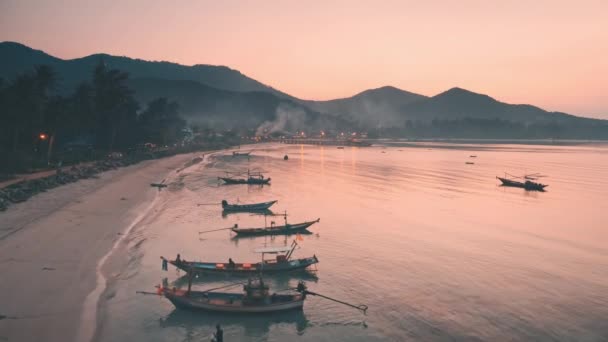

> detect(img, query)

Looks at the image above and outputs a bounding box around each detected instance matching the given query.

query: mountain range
[1,41,606,138]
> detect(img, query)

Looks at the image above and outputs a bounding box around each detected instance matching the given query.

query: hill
[0,41,294,99]
[304,86,428,128]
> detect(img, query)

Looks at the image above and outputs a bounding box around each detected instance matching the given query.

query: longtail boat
[161,240,318,274]
[150,279,367,314]
[219,170,270,185]
[221,199,277,212]
[497,173,548,191]
[161,278,305,313]
[232,218,320,237]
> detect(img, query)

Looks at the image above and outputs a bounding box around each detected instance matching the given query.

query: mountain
[1,41,606,138]
[304,86,428,127]
[0,41,294,99]
[127,77,350,131]
[401,87,580,123]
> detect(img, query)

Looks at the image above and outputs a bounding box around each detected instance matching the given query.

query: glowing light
[39,133,48,140]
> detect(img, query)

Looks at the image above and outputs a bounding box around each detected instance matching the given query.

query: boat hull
[232,219,320,237]
[220,177,271,185]
[222,200,277,212]
[167,256,318,274]
[497,177,547,191]
[163,290,305,313]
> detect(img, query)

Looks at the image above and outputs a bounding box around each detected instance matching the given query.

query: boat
[220,176,270,185]
[219,170,271,185]
[161,278,306,313]
[161,240,318,274]
[233,151,251,157]
[221,200,277,212]
[497,173,548,191]
[232,217,320,237]
[152,279,367,314]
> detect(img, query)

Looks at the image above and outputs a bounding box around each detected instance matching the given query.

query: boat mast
[285,240,298,260]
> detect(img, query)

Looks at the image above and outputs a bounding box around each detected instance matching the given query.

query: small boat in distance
[232,215,320,237]
[221,199,277,212]
[161,240,318,274]
[233,151,251,157]
[497,173,548,191]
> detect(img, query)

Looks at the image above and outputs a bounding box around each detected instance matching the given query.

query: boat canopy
[254,246,292,254]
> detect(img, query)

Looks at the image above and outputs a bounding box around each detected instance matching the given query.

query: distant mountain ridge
[1,41,606,138]
[0,41,294,99]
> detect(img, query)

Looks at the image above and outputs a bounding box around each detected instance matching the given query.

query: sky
[1,0,607,119]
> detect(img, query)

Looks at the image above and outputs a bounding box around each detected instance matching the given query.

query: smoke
[255,103,308,136]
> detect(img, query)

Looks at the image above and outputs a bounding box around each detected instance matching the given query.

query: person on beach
[213,324,223,342]
[228,258,235,269]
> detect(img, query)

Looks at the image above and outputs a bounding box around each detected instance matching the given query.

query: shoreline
[0,150,213,342]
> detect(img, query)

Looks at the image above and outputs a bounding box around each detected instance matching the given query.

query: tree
[138,97,185,146]
[92,60,138,150]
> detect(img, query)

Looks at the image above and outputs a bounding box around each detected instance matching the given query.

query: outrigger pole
[304,289,368,314]
[296,282,368,314]
[198,227,234,234]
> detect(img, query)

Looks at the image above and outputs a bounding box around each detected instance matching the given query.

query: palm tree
[92,60,138,150]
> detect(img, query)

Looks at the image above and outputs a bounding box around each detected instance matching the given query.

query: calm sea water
[97,142,608,342]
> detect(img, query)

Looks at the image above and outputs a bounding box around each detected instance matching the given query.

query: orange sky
[1,0,607,118]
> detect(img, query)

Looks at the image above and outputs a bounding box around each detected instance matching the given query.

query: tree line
[0,61,187,173]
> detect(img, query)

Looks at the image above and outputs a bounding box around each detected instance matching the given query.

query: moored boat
[233,151,251,157]
[162,278,305,313]
[219,172,271,185]
[162,241,318,274]
[232,218,320,237]
[497,173,548,191]
[221,199,277,212]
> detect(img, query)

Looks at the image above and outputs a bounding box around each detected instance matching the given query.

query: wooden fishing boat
[161,241,318,274]
[151,279,368,314]
[219,171,271,185]
[161,278,306,313]
[221,199,277,212]
[497,173,548,191]
[232,218,320,237]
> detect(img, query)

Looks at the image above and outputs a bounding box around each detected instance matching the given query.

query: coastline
[0,151,210,342]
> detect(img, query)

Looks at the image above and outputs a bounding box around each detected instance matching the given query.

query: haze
[1,0,606,118]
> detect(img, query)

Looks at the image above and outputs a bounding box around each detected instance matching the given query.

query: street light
[39,133,48,140]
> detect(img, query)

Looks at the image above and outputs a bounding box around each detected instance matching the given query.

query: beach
[0,152,205,342]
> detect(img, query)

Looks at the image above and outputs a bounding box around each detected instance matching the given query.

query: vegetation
[0,62,189,174]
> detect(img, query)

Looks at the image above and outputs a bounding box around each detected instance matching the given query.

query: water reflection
[159,308,310,336]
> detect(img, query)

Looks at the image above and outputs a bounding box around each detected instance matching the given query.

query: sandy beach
[0,152,205,342]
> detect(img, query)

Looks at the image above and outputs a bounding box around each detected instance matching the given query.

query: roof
[254,246,292,254]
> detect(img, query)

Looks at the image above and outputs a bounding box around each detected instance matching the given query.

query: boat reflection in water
[159,307,310,336]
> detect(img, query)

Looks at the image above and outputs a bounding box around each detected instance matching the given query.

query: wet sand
[0,152,205,342]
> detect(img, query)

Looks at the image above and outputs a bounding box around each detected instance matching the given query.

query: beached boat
[233,151,251,157]
[232,218,320,237]
[161,241,318,274]
[221,199,277,212]
[497,173,548,191]
[161,278,306,313]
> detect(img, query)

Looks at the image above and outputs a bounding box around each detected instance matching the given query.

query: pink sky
[1,0,607,118]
